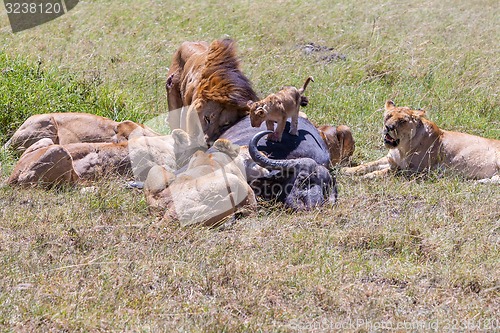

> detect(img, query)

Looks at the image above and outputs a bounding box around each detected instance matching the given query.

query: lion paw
[340,167,359,175]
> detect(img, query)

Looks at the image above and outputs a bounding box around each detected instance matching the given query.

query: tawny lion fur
[317,124,356,166]
[144,138,257,227]
[7,129,202,187]
[3,112,158,152]
[342,100,500,183]
[166,39,258,145]
[247,76,314,142]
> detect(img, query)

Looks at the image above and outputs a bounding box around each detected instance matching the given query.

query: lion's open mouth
[384,132,400,147]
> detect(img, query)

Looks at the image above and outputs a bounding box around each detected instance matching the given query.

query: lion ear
[213,139,240,158]
[255,108,265,117]
[412,109,426,119]
[172,129,191,146]
[385,100,396,110]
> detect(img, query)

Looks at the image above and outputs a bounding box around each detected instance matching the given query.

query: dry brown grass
[1,0,499,331]
[0,174,498,331]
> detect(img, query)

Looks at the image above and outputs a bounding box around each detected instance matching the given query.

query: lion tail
[298,76,314,94]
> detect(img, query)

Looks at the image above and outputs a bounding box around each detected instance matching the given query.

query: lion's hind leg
[476,175,500,184]
[289,112,299,136]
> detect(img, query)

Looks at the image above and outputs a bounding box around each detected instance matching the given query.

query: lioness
[144,138,256,227]
[247,76,314,142]
[7,139,131,187]
[4,113,158,152]
[7,138,79,187]
[8,129,202,186]
[342,100,500,182]
[128,129,207,180]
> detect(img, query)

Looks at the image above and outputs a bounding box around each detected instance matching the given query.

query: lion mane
[167,39,258,144]
[195,39,257,108]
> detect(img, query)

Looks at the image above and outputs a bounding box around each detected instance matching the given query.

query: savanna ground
[0,0,499,331]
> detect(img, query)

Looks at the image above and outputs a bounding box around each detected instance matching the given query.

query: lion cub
[247,76,314,142]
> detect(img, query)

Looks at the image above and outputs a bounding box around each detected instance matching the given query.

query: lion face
[383,100,426,149]
[198,100,248,145]
[247,101,267,128]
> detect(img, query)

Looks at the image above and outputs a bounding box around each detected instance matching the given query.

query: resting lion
[166,39,258,145]
[128,129,207,180]
[7,129,203,187]
[3,112,158,152]
[7,138,79,186]
[342,100,500,182]
[144,138,256,227]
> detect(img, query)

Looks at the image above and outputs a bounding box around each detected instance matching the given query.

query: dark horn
[249,131,297,171]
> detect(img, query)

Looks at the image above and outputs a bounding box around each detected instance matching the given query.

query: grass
[0,53,130,143]
[0,0,499,331]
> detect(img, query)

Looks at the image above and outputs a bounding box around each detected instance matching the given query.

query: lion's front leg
[362,168,392,179]
[265,120,275,132]
[266,120,278,141]
[269,117,287,142]
[341,156,391,176]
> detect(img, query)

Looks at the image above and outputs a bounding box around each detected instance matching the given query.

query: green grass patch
[0,53,136,145]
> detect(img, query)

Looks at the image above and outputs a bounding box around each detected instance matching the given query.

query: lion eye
[204,115,211,124]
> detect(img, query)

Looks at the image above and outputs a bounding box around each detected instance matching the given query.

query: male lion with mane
[343,100,500,183]
[166,39,258,145]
